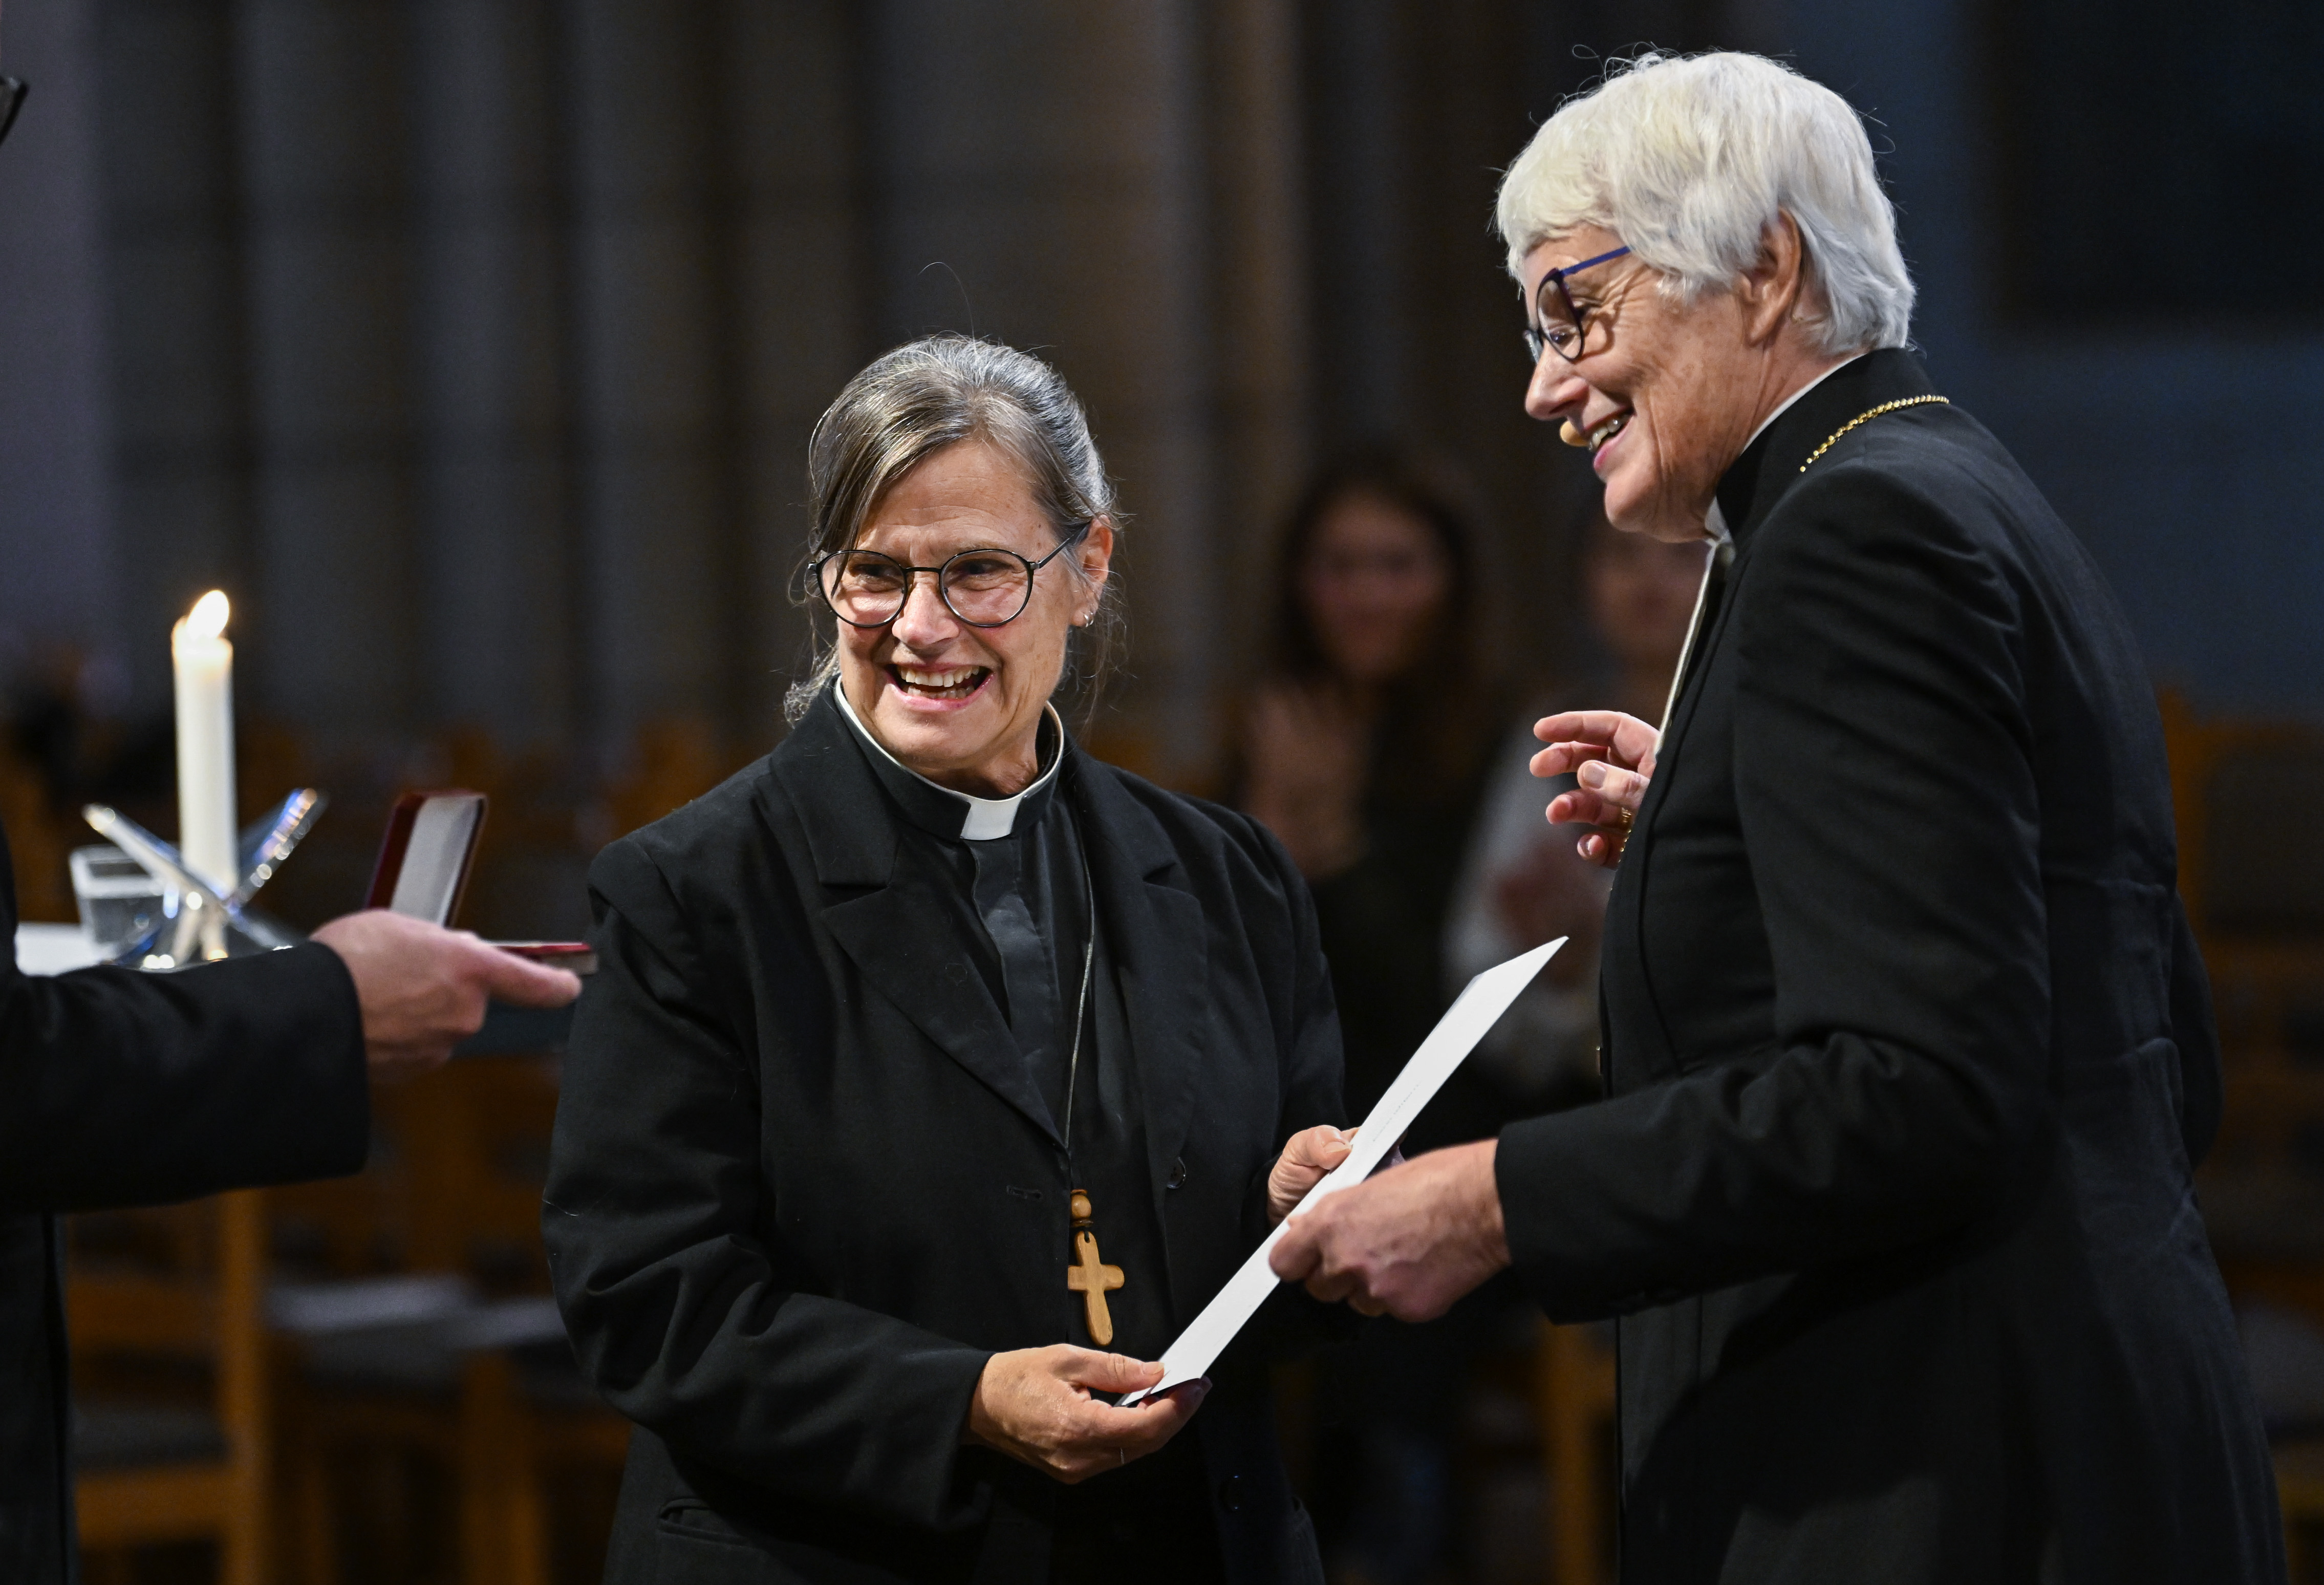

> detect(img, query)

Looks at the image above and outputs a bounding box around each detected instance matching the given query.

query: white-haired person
[1272,50,2280,1582]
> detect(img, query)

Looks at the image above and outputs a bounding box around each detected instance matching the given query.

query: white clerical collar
[832,678,1065,840]
[1704,352,1866,546]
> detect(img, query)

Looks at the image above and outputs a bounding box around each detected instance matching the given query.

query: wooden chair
[1536,1318,1617,1585]
[2159,694,2324,1290]
[404,1053,630,1585]
[2160,694,2324,1571]
[285,1056,627,1585]
[2278,1440,2324,1582]
[70,1191,273,1585]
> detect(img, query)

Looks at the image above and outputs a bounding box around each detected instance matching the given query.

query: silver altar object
[79,788,326,967]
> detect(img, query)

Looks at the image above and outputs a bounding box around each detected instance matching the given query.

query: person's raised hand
[1267,1124,1355,1225]
[1532,708,1661,867]
[964,1345,1208,1484]
[310,909,581,1080]
[1267,1139,1509,1322]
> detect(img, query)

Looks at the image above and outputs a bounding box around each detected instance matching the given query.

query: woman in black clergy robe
[1273,50,2282,1585]
[544,335,1353,1585]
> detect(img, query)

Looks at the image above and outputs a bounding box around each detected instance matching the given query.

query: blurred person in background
[1232,447,1501,1127]
[545,335,1353,1585]
[0,40,582,1582]
[1229,448,1503,1585]
[1444,513,1706,1117]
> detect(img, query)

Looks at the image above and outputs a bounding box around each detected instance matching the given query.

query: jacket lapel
[766,700,1216,1278]
[1654,350,1939,772]
[1714,348,1936,544]
[1658,544,1731,745]
[769,698,1062,1146]
[1615,350,1943,1083]
[1073,764,1208,1254]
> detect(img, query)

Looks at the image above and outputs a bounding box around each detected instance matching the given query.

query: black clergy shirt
[831,685,1173,1363]
[833,686,1219,1581]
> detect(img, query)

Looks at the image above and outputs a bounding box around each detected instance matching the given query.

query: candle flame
[185,590,230,639]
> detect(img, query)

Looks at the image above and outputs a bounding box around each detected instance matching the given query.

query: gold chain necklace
[1798,394,1949,473]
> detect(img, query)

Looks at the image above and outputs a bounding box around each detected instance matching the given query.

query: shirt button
[1166,1158,1188,1190]
[1216,1474,1242,1512]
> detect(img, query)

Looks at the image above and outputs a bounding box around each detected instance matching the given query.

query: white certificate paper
[1120,936,1565,1404]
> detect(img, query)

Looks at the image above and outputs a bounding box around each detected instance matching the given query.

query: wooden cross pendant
[1065,1189,1125,1345]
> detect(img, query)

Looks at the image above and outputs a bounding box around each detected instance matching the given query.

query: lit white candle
[171,590,239,905]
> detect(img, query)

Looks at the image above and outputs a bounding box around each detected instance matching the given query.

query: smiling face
[1522,223,1812,543]
[836,439,1111,797]
[1298,491,1452,686]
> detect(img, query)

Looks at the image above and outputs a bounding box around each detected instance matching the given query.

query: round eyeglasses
[1522,244,1631,366]
[809,520,1093,630]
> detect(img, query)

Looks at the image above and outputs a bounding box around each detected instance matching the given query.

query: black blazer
[544,694,1343,1585]
[0,822,368,1585]
[1495,350,2281,1582]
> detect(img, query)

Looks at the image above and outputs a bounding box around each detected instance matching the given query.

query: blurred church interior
[2,0,2320,1580]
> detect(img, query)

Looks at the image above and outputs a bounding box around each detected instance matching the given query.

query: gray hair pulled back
[787,334,1123,724]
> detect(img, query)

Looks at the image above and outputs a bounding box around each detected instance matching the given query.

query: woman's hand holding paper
[963,1346,1207,1484]
[1268,1138,1509,1321]
[1266,1124,1357,1225]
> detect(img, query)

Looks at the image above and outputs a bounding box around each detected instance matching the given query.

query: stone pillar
[0,0,120,675]
[1204,0,1315,698]
[859,0,1222,773]
[712,0,871,743]
[231,0,418,737]
[91,0,258,710]
[406,0,579,742]
[1301,0,1409,447]
[557,0,736,756]
[1304,0,1606,685]
[1400,0,1582,676]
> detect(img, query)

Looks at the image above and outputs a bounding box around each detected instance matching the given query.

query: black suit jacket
[0,821,368,1585]
[1495,350,2281,1583]
[543,693,1343,1585]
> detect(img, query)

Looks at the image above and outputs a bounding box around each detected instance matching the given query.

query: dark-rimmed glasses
[1523,244,1631,365]
[810,520,1093,630]
[0,80,28,150]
